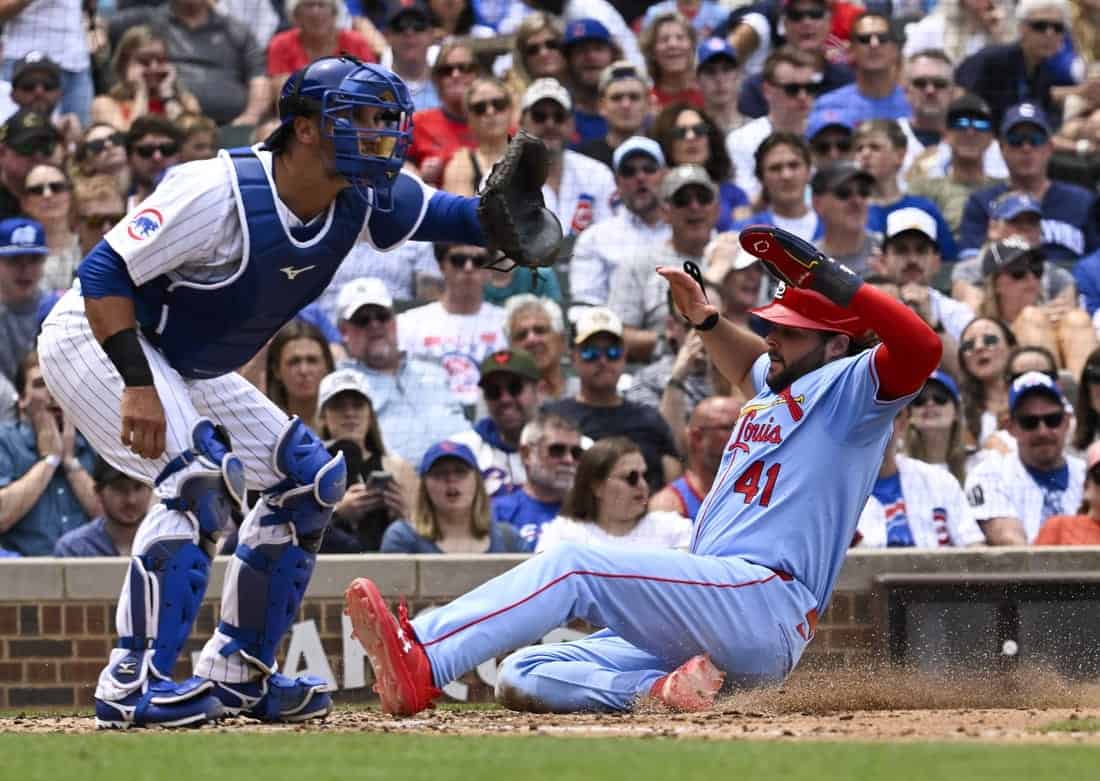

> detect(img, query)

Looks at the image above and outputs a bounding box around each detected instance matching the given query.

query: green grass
[3,734,1100,781]
[1042,717,1100,734]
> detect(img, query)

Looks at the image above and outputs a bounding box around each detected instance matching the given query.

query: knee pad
[157,419,245,541]
[217,540,316,672]
[261,417,346,551]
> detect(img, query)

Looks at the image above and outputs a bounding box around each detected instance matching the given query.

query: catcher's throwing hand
[738,224,862,307]
[477,130,563,269]
[658,265,719,327]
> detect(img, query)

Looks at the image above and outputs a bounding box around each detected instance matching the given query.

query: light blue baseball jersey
[692,348,914,611]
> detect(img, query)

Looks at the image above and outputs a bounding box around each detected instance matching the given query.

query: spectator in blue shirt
[0,350,99,556]
[54,458,151,557]
[491,412,584,551]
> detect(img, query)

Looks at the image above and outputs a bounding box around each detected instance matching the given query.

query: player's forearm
[847,285,942,399]
[85,295,139,345]
[699,318,768,390]
[0,461,57,532]
[238,77,271,123]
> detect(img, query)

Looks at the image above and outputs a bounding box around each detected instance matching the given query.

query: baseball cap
[563,18,611,48]
[805,108,856,141]
[810,160,874,194]
[317,368,373,412]
[924,369,960,404]
[386,0,431,26]
[697,38,737,69]
[521,77,572,113]
[573,306,623,345]
[1001,102,1051,137]
[752,282,866,337]
[611,136,665,172]
[478,348,540,385]
[419,440,479,476]
[1008,370,1066,414]
[658,164,717,201]
[980,236,1042,277]
[991,192,1042,221]
[946,93,992,126]
[337,277,392,321]
[884,207,937,246]
[11,52,61,88]
[597,61,649,95]
[0,217,47,256]
[0,109,61,149]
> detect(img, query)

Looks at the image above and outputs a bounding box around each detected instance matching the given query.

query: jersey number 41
[733,460,781,507]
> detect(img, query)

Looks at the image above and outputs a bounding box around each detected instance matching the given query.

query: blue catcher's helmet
[264,56,415,211]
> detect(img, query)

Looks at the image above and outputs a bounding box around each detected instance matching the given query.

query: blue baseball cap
[1001,102,1051,137]
[419,440,479,476]
[924,369,960,404]
[697,38,737,69]
[1008,370,1066,414]
[0,217,47,256]
[563,18,611,48]
[612,136,665,172]
[806,108,856,141]
[991,192,1041,221]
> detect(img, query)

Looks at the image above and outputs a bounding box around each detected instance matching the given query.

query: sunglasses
[1027,19,1065,34]
[446,251,488,268]
[1015,411,1065,431]
[960,332,1001,353]
[672,122,709,140]
[133,142,179,158]
[775,81,818,97]
[134,53,167,67]
[15,78,59,92]
[619,160,659,178]
[513,324,551,341]
[831,181,872,200]
[949,116,991,132]
[1004,257,1044,280]
[25,180,70,196]
[10,138,57,157]
[911,76,950,91]
[84,131,127,155]
[813,137,852,155]
[349,309,393,327]
[669,188,715,208]
[546,442,583,460]
[483,378,526,401]
[912,389,951,407]
[470,96,510,116]
[434,62,478,78]
[607,90,645,103]
[1005,131,1048,148]
[785,7,826,20]
[612,470,645,487]
[524,39,561,57]
[392,17,429,33]
[529,106,567,124]
[854,31,896,45]
[80,213,125,231]
[579,344,624,362]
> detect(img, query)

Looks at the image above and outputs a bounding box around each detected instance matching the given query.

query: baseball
[1002,639,1019,657]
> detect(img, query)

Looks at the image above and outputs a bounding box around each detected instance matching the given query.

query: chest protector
[136,148,367,379]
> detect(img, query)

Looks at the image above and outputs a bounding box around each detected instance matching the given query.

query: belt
[769,567,818,641]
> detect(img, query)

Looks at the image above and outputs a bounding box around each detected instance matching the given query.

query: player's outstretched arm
[657,265,768,389]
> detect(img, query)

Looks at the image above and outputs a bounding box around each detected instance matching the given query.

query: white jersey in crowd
[609,241,709,335]
[570,211,671,306]
[542,150,617,238]
[534,511,693,553]
[447,428,525,496]
[855,455,985,548]
[1,0,87,72]
[396,300,507,406]
[964,451,1086,542]
[726,116,774,203]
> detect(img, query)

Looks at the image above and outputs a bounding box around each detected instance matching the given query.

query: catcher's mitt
[477,130,563,270]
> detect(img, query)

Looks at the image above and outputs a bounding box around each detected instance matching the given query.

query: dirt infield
[4,669,1100,742]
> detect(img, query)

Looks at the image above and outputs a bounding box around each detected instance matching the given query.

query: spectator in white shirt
[535,436,692,552]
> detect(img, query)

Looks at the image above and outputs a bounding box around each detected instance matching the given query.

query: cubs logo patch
[127,208,164,241]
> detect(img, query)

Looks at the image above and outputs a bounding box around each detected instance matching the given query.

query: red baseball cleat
[344,578,441,716]
[649,654,725,712]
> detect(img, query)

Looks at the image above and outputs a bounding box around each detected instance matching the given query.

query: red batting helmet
[751,282,867,337]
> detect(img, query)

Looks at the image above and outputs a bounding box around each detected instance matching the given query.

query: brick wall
[2,549,1098,708]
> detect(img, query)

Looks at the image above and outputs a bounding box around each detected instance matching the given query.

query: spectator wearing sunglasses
[443,77,512,196]
[561,19,622,143]
[544,307,682,493]
[809,13,912,128]
[267,0,378,99]
[336,278,471,466]
[956,0,1076,131]
[905,369,969,483]
[502,13,567,102]
[575,61,652,169]
[535,436,691,552]
[448,349,541,496]
[899,50,958,161]
[957,103,1100,263]
[124,115,183,209]
[5,53,80,148]
[407,39,480,185]
[957,316,1016,451]
[609,165,719,362]
[1034,440,1100,544]
[1071,348,1100,454]
[908,94,1007,234]
[965,371,1084,543]
[72,176,126,263]
[854,403,984,548]
[727,48,817,202]
[491,412,586,550]
[19,163,79,292]
[810,161,880,276]
[382,0,439,111]
[805,109,857,169]
[0,109,63,220]
[73,124,130,195]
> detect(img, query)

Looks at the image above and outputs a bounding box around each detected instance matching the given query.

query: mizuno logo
[117,661,137,675]
[281,265,316,280]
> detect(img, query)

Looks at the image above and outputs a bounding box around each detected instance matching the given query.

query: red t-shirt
[651,85,705,110]
[267,29,377,76]
[407,108,476,185]
[1035,514,1100,545]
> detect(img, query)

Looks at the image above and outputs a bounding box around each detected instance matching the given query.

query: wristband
[102,328,155,387]
[681,260,720,331]
[44,454,61,468]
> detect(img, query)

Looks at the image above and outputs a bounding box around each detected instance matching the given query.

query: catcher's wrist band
[102,328,155,387]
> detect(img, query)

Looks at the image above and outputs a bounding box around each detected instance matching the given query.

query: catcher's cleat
[94,678,224,729]
[345,578,441,716]
[648,654,725,712]
[739,224,862,307]
[207,673,333,723]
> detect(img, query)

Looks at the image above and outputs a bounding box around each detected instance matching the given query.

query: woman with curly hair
[641,12,703,109]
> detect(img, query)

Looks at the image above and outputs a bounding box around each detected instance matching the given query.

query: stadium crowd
[1,0,1100,560]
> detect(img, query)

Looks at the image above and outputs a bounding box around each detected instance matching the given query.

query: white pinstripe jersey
[542,151,616,237]
[855,455,985,548]
[2,0,87,71]
[964,451,1086,542]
